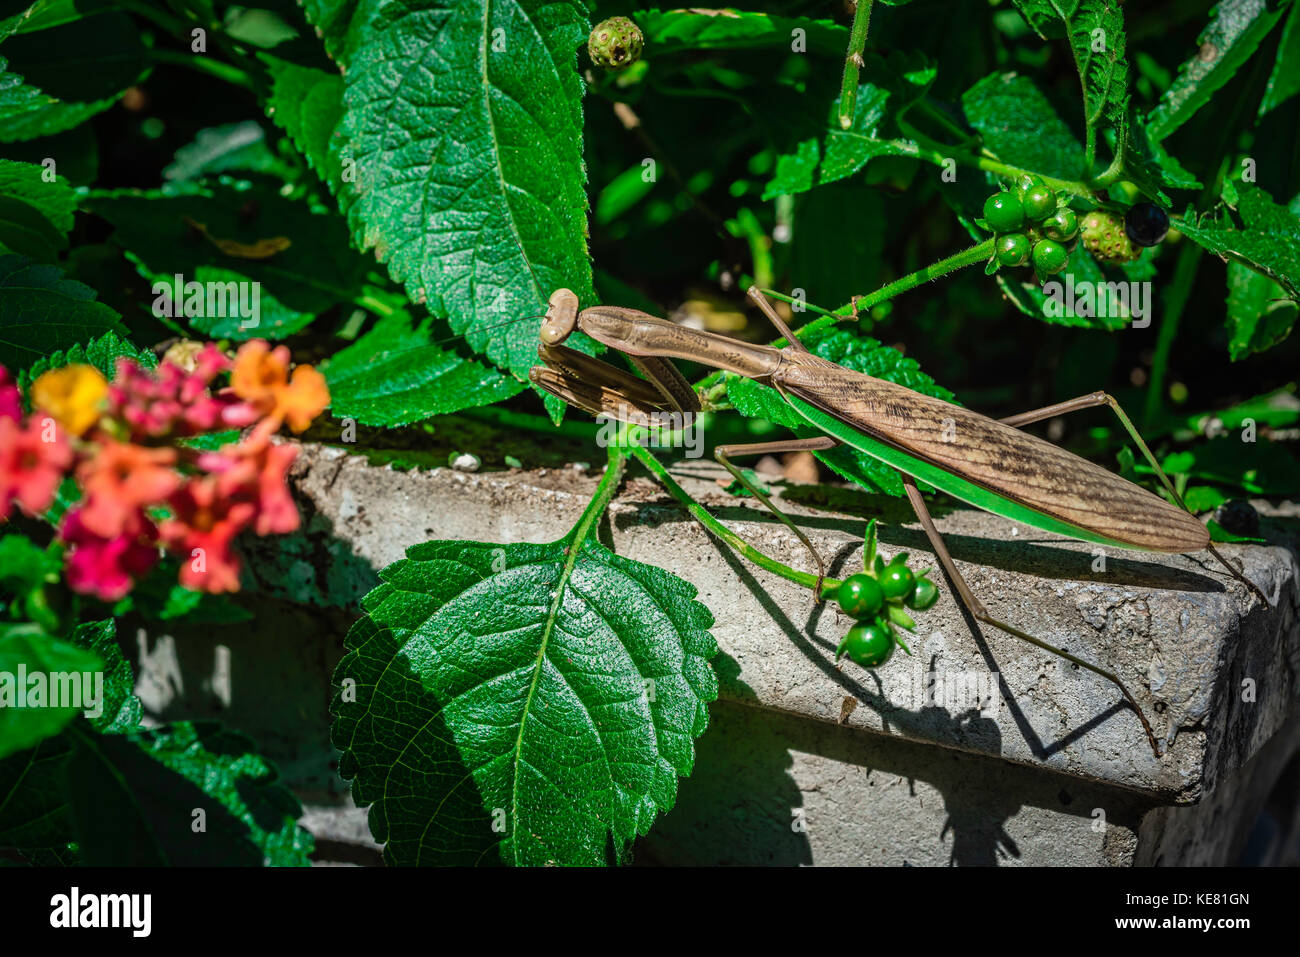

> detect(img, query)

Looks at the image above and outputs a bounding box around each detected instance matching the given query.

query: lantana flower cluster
[0,341,329,600]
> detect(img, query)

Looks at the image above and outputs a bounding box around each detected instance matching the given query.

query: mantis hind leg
[714,437,839,599]
[999,391,1270,608]
[897,472,1163,759]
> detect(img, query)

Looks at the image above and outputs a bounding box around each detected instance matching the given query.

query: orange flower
[76,440,180,538]
[158,478,256,593]
[229,340,329,433]
[29,364,108,436]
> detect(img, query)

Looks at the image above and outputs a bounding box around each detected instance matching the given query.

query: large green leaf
[1011,0,1129,137]
[961,72,1086,180]
[66,721,314,866]
[323,307,523,425]
[333,536,718,865]
[727,328,955,496]
[88,183,367,340]
[0,623,103,760]
[636,8,847,56]
[1178,182,1300,300]
[0,157,74,261]
[311,0,596,382]
[0,253,125,371]
[1147,0,1290,140]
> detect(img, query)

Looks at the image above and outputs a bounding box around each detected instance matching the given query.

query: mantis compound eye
[540,288,580,344]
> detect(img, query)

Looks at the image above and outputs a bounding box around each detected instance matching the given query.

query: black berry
[1124,203,1170,247]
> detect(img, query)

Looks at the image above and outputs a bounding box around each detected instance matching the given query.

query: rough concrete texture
[127,443,1300,864]
[265,445,1298,795]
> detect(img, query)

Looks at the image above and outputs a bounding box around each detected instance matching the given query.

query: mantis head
[540,288,580,345]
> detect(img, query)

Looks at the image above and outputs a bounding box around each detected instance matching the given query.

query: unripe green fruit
[1080,210,1140,264]
[837,573,885,620]
[1032,239,1069,274]
[842,620,894,667]
[905,576,939,611]
[996,233,1031,267]
[1041,207,1079,242]
[880,562,916,601]
[983,192,1025,232]
[1022,185,1056,221]
[588,17,644,70]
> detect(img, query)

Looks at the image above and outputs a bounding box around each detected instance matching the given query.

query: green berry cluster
[981,175,1079,282]
[824,520,938,669]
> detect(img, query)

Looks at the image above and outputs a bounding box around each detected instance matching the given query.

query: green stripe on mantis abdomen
[786,394,1146,551]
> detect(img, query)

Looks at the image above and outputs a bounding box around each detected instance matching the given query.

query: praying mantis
[528,286,1272,759]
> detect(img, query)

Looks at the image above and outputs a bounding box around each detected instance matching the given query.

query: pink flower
[61,507,159,601]
[108,348,258,440]
[158,478,256,593]
[197,421,300,535]
[0,415,73,519]
[0,366,21,421]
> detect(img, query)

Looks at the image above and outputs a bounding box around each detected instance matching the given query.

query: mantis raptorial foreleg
[714,437,839,598]
[896,472,1163,758]
[998,391,1269,607]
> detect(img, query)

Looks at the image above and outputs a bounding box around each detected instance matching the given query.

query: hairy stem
[838,0,874,130]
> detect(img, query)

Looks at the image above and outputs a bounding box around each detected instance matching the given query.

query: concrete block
[128,442,1300,864]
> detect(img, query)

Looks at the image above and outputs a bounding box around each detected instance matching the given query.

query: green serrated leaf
[1012,0,1130,135]
[67,720,314,865]
[0,11,147,142]
[962,72,1086,180]
[164,121,287,183]
[1226,260,1297,358]
[323,308,523,425]
[0,623,103,759]
[322,0,596,382]
[764,54,933,199]
[636,8,847,56]
[0,157,74,261]
[17,329,154,389]
[0,253,125,371]
[727,328,954,495]
[67,619,141,735]
[1147,0,1290,141]
[1178,182,1300,299]
[262,56,346,195]
[333,535,719,865]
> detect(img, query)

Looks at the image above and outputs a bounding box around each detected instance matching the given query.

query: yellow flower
[29,364,108,436]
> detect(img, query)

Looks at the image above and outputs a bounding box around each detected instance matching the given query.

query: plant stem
[691,239,994,391]
[838,0,874,130]
[146,48,255,91]
[1142,232,1202,428]
[569,441,628,545]
[626,443,835,593]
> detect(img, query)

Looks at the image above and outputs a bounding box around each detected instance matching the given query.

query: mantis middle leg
[897,471,1163,758]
